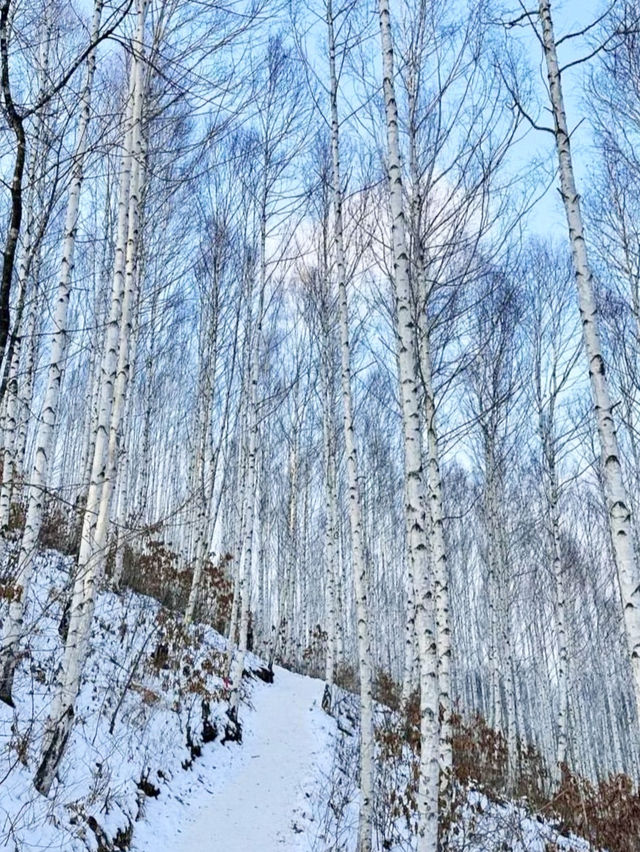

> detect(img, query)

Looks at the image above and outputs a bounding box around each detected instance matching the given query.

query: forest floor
[0,547,594,852]
[132,665,334,852]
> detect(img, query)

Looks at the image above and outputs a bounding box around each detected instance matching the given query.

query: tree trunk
[227,315,261,727]
[34,0,146,794]
[539,0,640,722]
[327,3,374,847]
[92,68,146,580]
[0,0,103,707]
[378,1,439,846]
[416,311,452,793]
[406,56,453,791]
[0,0,26,376]
[320,345,339,706]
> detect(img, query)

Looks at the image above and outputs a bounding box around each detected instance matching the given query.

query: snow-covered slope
[133,666,333,852]
[448,790,592,851]
[0,548,273,851]
[0,549,595,852]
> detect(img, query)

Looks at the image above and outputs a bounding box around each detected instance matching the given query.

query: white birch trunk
[321,349,339,704]
[539,411,569,781]
[226,426,247,667]
[406,66,453,787]
[0,339,20,530]
[326,4,374,847]
[282,436,299,663]
[0,0,104,706]
[13,280,39,494]
[499,571,517,792]
[401,589,419,707]
[227,332,260,726]
[539,0,640,722]
[0,178,39,531]
[417,315,453,792]
[227,192,266,724]
[34,1,146,794]
[0,9,53,529]
[111,303,141,588]
[92,94,146,578]
[184,310,222,622]
[485,438,502,736]
[378,1,439,846]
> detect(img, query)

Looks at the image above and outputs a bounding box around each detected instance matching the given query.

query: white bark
[538,402,569,780]
[13,280,39,493]
[93,89,146,578]
[321,345,339,699]
[327,4,374,847]
[34,0,146,794]
[498,559,517,792]
[184,373,214,620]
[111,302,141,588]
[539,0,640,722]
[416,302,452,791]
[378,2,439,847]
[0,150,43,530]
[282,430,299,663]
[0,338,20,530]
[401,587,418,707]
[184,283,230,622]
[227,304,261,724]
[406,61,453,787]
[227,166,268,721]
[484,437,502,736]
[0,0,103,706]
[226,425,247,667]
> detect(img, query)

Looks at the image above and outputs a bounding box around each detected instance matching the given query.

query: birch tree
[536,0,640,723]
[378,1,439,846]
[0,0,104,706]
[34,0,148,793]
[0,0,131,375]
[299,150,341,704]
[326,4,375,847]
[466,271,524,791]
[226,34,308,731]
[525,240,581,782]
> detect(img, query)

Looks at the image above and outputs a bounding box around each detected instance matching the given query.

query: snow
[133,666,333,852]
[448,789,592,852]
[0,548,258,851]
[0,547,596,852]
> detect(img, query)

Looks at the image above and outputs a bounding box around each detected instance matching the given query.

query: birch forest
[1,0,640,850]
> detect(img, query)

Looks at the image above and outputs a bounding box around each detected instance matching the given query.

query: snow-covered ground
[0,548,270,851]
[0,548,339,852]
[448,790,592,851]
[133,666,333,852]
[0,548,595,851]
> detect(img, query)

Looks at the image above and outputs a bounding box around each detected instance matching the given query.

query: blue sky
[514,0,608,235]
[70,0,608,240]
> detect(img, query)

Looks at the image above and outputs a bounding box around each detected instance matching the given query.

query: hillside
[3,0,640,850]
[0,549,596,852]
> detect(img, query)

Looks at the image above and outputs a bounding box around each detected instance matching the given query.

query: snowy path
[132,666,333,852]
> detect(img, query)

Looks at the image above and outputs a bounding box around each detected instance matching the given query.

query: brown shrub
[121,543,233,634]
[371,673,638,852]
[452,710,509,793]
[198,554,234,633]
[373,669,401,712]
[450,711,640,852]
[39,498,82,556]
[334,663,358,693]
[121,542,187,610]
[553,767,640,852]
